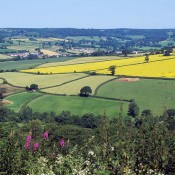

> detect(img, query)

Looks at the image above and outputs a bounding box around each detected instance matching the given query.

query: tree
[30,84,38,90]
[79,86,92,97]
[145,54,149,63]
[108,65,116,75]
[127,100,139,117]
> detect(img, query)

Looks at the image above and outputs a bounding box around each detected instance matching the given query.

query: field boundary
[94,77,118,95]
[19,93,44,113]
[36,90,130,103]
[40,75,90,90]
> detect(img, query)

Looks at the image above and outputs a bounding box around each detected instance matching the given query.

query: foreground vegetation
[1,104,175,174]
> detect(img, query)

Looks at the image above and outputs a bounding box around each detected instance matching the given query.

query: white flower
[88,150,94,156]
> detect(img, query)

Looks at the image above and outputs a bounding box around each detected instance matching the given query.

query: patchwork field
[27,95,127,118]
[37,56,124,68]
[5,92,41,112]
[0,72,87,88]
[22,55,175,78]
[0,54,12,60]
[42,75,116,95]
[0,57,77,71]
[96,78,175,115]
[41,49,58,56]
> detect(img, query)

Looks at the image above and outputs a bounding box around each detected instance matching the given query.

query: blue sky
[0,0,175,29]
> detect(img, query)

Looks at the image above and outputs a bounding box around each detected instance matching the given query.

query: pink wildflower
[60,138,65,148]
[26,135,32,142]
[33,142,39,151]
[25,141,30,150]
[43,131,49,139]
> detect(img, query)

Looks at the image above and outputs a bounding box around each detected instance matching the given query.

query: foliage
[127,100,139,117]
[79,86,92,97]
[108,65,116,75]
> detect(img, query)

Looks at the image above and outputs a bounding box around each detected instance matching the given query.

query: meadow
[0,54,12,60]
[5,91,41,112]
[97,78,175,115]
[42,75,116,95]
[0,72,86,88]
[0,57,77,70]
[27,94,127,118]
[37,56,124,68]
[22,55,175,78]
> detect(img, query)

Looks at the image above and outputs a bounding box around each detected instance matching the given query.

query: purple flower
[43,131,49,139]
[25,141,30,150]
[26,135,32,142]
[60,138,65,148]
[33,142,39,151]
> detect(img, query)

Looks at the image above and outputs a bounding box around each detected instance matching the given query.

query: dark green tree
[127,100,139,117]
[79,86,92,97]
[145,54,149,62]
[30,84,38,90]
[108,65,116,75]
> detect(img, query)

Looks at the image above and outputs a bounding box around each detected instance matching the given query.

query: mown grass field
[22,54,175,78]
[5,92,41,112]
[8,45,40,52]
[42,75,116,95]
[37,56,124,68]
[0,72,86,88]
[97,79,175,115]
[0,57,77,71]
[40,49,58,56]
[27,95,127,118]
[0,54,12,60]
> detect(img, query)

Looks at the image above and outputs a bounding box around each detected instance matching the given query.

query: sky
[0,0,175,29]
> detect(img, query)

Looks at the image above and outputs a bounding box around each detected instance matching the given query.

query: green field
[97,79,175,115]
[0,54,12,60]
[27,95,127,118]
[66,36,106,42]
[0,72,86,88]
[42,75,116,95]
[37,56,124,68]
[0,57,77,70]
[5,92,41,112]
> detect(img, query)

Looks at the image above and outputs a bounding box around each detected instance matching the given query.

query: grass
[28,95,127,118]
[5,92,41,112]
[66,36,106,42]
[96,79,175,115]
[0,57,77,71]
[42,75,116,95]
[37,56,124,68]
[41,49,58,56]
[0,72,86,88]
[0,54,12,60]
[8,45,39,52]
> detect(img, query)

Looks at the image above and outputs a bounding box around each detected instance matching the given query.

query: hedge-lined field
[37,56,124,68]
[0,72,86,88]
[42,75,116,95]
[0,57,77,71]
[97,78,175,115]
[27,95,127,118]
[5,92,41,112]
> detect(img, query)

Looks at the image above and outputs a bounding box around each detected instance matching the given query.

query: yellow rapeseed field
[21,55,175,78]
